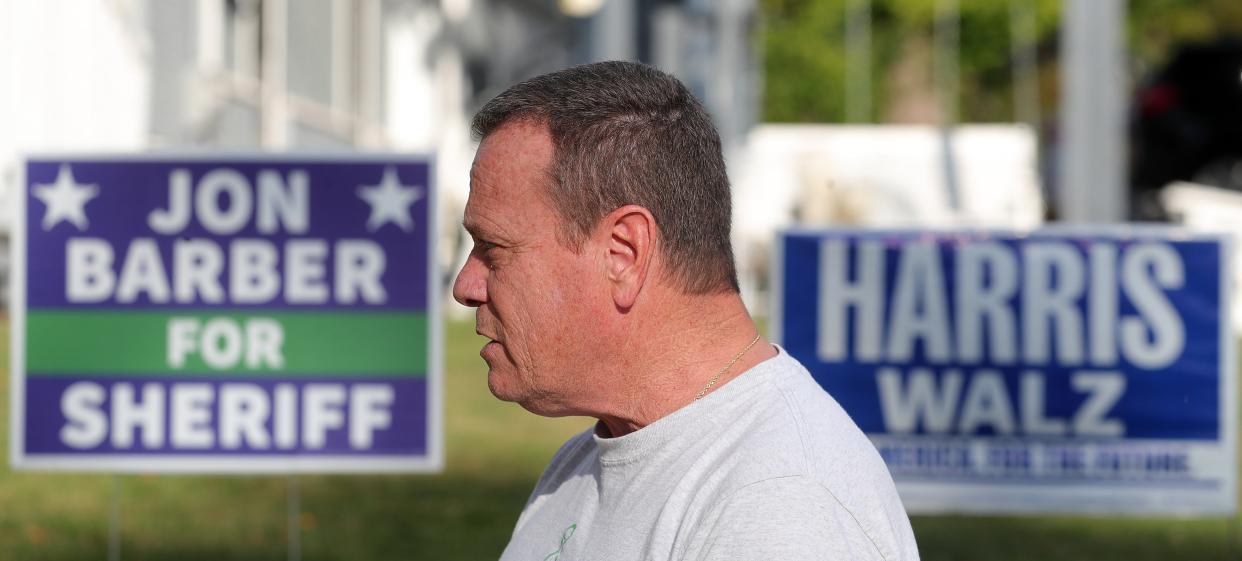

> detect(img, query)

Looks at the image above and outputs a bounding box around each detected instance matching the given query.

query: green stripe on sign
[26,310,427,377]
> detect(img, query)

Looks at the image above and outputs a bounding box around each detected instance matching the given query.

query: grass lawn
[0,316,1237,560]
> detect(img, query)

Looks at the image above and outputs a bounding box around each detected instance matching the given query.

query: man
[454,61,919,561]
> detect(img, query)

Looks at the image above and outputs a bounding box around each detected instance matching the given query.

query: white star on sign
[357,166,423,232]
[32,164,99,231]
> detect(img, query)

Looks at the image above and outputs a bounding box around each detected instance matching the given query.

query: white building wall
[0,0,151,233]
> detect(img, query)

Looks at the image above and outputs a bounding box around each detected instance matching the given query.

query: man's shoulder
[695,471,918,561]
[695,475,888,561]
[725,351,883,472]
[743,352,904,497]
[699,352,919,560]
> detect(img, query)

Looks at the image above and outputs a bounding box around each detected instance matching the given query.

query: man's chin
[486,374,570,417]
[485,370,526,403]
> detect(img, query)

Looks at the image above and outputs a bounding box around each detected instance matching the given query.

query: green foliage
[1129,0,1242,70]
[761,0,850,122]
[761,0,1061,123]
[760,0,1242,123]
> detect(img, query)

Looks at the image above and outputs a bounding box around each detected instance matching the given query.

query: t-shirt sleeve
[693,476,889,561]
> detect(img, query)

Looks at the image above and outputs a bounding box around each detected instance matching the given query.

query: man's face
[453,120,607,415]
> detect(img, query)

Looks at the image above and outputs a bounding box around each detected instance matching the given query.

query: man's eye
[473,241,501,270]
[474,241,502,261]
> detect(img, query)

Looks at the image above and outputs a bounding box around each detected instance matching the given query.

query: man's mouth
[480,339,507,363]
[476,325,505,357]
[477,330,502,351]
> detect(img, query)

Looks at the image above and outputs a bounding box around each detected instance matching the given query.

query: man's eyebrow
[467,166,489,191]
[462,220,499,241]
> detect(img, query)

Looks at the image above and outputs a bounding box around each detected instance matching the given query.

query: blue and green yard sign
[11,155,442,473]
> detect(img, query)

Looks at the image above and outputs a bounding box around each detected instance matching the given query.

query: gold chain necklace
[695,332,762,401]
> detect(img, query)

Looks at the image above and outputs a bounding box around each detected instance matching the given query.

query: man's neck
[593,290,777,438]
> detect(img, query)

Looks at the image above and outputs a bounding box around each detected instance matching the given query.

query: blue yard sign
[11,155,442,473]
[773,228,1236,514]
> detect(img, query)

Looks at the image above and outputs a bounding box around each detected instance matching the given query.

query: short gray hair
[471,61,739,294]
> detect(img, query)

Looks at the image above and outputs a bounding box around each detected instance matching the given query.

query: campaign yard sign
[11,156,441,473]
[773,228,1236,515]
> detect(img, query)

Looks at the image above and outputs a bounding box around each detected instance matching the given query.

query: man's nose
[453,253,487,307]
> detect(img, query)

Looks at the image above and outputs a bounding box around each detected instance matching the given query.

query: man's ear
[601,205,656,310]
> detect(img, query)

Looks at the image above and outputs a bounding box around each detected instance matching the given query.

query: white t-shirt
[499,348,920,561]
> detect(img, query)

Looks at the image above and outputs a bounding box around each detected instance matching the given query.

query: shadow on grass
[913,514,1233,561]
[1,473,538,561]
[11,499,1235,561]
[299,473,536,560]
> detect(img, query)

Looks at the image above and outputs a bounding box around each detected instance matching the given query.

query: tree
[760,0,1241,124]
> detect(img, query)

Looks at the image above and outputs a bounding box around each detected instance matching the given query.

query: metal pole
[108,475,121,561]
[331,0,354,114]
[1009,0,1041,127]
[935,0,962,212]
[1228,517,1235,560]
[712,0,746,151]
[934,0,960,125]
[1057,0,1127,222]
[652,5,684,78]
[356,0,382,147]
[592,0,636,62]
[233,0,261,80]
[261,0,289,148]
[844,0,872,123]
[287,475,302,561]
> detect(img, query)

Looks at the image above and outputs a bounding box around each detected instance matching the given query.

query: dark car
[1131,38,1242,219]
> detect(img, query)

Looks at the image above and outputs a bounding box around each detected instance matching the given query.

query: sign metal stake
[288,475,301,561]
[107,475,121,561]
[1229,515,1239,560]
